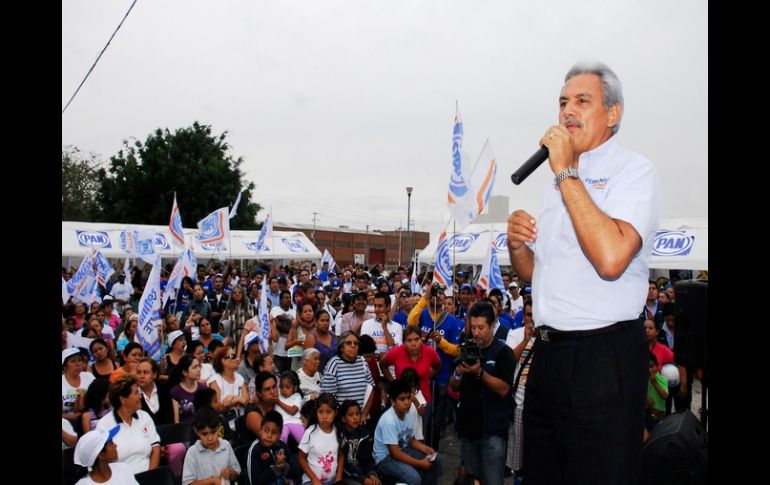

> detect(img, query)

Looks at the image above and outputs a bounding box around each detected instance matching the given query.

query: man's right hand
[507,210,538,250]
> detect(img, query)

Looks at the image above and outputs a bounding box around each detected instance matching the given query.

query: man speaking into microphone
[507,61,662,484]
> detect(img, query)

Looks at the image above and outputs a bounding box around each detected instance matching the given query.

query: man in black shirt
[449,301,515,485]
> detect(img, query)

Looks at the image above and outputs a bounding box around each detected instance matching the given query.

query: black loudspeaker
[641,410,708,484]
[674,280,708,369]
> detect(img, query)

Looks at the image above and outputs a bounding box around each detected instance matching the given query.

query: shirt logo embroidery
[584,177,609,189]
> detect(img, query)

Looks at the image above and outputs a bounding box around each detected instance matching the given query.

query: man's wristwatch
[554,166,579,186]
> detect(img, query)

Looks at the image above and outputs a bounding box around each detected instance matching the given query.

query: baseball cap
[509,282,519,289]
[62,348,81,365]
[244,331,260,350]
[167,330,185,347]
[74,425,120,467]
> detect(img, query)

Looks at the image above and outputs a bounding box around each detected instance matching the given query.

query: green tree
[96,122,260,228]
[62,145,102,221]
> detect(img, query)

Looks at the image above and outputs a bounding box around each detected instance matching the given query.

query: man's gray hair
[565,61,623,135]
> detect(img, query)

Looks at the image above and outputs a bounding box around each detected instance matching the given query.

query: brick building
[274,222,429,269]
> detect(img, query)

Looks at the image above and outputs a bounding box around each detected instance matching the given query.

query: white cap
[244,331,260,350]
[167,329,185,348]
[74,425,120,467]
[62,348,81,365]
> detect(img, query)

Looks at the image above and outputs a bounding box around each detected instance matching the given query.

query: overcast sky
[62,0,707,237]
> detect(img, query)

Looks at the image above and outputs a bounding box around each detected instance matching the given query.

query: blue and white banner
[254,207,273,252]
[135,228,158,264]
[62,276,70,305]
[168,192,185,249]
[479,239,504,292]
[446,104,497,230]
[447,105,475,230]
[321,249,337,271]
[197,207,230,247]
[259,275,270,353]
[136,255,163,361]
[162,254,185,310]
[411,261,421,295]
[433,231,453,288]
[66,253,94,296]
[120,227,138,255]
[93,250,115,286]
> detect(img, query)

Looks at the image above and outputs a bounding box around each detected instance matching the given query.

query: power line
[62,0,139,115]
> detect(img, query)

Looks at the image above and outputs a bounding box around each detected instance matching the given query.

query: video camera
[430,283,445,297]
[454,335,481,366]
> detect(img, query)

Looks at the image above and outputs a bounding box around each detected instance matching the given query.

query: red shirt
[382,344,441,402]
[650,341,674,368]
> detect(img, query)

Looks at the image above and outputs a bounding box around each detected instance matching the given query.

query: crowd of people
[63,258,698,485]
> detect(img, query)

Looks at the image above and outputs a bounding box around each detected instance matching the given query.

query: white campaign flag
[62,276,70,305]
[136,255,163,361]
[123,256,131,278]
[259,275,270,353]
[66,253,94,297]
[93,250,115,287]
[135,228,158,264]
[411,261,421,295]
[446,104,498,230]
[162,254,185,310]
[197,207,230,248]
[478,239,504,292]
[169,192,185,249]
[254,207,273,252]
[229,190,243,219]
[120,226,138,256]
[321,249,337,272]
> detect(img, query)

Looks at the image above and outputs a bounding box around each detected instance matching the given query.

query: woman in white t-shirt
[62,348,96,422]
[208,346,248,431]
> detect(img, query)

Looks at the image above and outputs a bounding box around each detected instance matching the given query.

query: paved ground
[435,378,706,485]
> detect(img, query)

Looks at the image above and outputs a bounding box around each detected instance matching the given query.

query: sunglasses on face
[343,341,359,347]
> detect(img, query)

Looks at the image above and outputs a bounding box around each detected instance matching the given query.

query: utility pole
[365,224,369,268]
[312,212,319,242]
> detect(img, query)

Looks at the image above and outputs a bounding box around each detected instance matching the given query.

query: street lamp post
[406,187,413,267]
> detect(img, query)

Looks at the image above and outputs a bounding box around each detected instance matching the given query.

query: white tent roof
[62,221,322,261]
[417,217,707,271]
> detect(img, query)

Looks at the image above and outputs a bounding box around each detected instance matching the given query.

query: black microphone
[511,146,549,185]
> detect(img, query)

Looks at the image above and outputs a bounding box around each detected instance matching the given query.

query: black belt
[536,318,641,343]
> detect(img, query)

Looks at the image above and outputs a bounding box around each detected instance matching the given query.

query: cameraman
[450,301,515,485]
[407,280,465,450]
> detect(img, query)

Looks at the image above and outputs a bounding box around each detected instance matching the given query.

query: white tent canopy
[417,217,707,271]
[62,221,322,262]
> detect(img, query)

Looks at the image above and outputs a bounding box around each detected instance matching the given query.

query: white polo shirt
[532,137,662,330]
[96,409,160,474]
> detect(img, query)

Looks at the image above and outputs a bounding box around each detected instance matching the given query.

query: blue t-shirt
[393,310,408,328]
[373,406,414,464]
[417,310,464,384]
